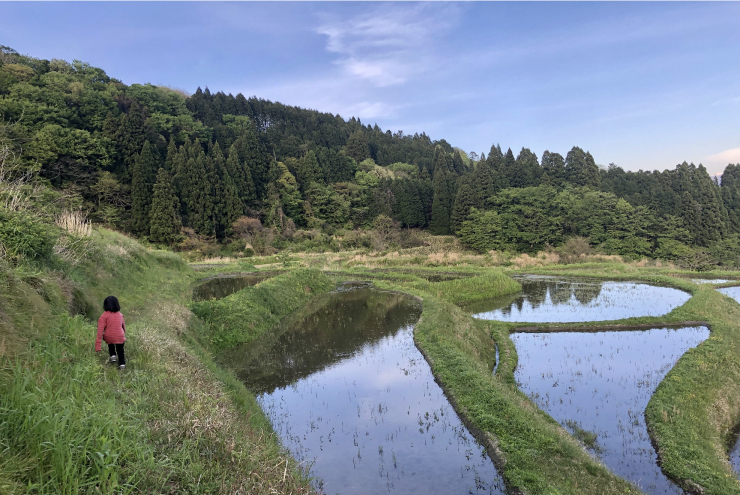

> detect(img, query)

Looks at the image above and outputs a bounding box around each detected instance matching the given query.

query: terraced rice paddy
[231,286,504,494]
[512,327,708,493]
[469,275,691,323]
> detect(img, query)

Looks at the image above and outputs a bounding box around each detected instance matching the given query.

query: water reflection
[692,278,730,284]
[192,273,274,301]
[235,287,504,494]
[470,276,691,323]
[513,327,708,494]
[718,286,740,304]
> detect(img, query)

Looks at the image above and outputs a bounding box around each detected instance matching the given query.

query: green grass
[502,264,740,494]
[0,229,314,494]
[190,269,336,352]
[409,295,641,495]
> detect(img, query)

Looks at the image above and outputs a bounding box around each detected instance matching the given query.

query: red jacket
[95,311,126,351]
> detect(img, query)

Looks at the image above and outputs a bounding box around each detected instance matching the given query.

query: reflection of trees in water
[507,279,603,314]
[230,289,421,394]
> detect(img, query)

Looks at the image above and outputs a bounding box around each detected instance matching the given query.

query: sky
[2,2,739,175]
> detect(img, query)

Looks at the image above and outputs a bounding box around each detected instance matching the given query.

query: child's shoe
[109,356,117,363]
[119,364,126,370]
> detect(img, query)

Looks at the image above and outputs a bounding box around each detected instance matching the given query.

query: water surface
[470,275,690,322]
[233,287,504,494]
[692,278,730,284]
[192,273,274,301]
[718,286,740,304]
[512,327,708,494]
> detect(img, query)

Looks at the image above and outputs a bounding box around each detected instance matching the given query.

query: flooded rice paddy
[233,286,504,494]
[469,275,691,323]
[512,327,708,494]
[192,272,275,301]
[691,278,730,284]
[718,286,740,305]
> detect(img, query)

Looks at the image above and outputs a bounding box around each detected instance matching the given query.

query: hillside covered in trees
[2,45,739,265]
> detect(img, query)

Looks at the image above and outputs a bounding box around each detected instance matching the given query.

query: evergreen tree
[472,159,494,209]
[346,130,370,162]
[178,139,215,235]
[721,164,740,233]
[541,151,566,188]
[514,148,542,188]
[226,143,256,209]
[210,143,243,239]
[232,125,270,199]
[297,150,324,191]
[452,150,465,175]
[130,141,157,235]
[114,101,148,179]
[430,154,452,234]
[163,137,178,171]
[149,168,181,244]
[451,181,476,233]
[565,147,601,187]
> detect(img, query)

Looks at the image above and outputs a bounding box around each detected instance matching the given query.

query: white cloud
[316,4,460,87]
[707,148,740,167]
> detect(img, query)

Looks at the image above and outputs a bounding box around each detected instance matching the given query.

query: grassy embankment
[355,270,643,495]
[500,263,740,495]
[0,229,319,494]
[131,252,740,494]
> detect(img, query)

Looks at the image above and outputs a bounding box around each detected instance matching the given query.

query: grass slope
[0,229,314,494]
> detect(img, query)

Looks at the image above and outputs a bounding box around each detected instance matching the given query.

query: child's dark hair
[103,296,121,312]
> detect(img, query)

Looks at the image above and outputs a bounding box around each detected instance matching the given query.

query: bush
[556,237,592,264]
[0,208,57,261]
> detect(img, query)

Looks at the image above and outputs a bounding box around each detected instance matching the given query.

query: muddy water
[513,327,708,494]
[469,275,691,322]
[232,287,504,494]
[192,273,275,301]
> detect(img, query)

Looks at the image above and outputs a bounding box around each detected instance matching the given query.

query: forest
[2,44,739,266]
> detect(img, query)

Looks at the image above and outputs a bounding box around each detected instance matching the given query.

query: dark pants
[108,343,125,365]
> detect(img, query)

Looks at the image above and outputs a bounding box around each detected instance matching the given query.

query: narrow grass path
[0,230,316,494]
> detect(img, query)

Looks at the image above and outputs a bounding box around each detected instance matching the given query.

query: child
[95,295,126,369]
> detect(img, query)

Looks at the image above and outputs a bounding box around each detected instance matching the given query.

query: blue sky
[3,2,739,175]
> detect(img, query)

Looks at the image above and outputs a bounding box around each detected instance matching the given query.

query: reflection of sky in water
[692,279,730,284]
[254,292,504,495]
[474,277,691,323]
[192,274,271,301]
[513,327,708,494]
[719,286,740,305]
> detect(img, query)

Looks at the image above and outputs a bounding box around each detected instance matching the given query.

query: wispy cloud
[707,148,740,167]
[316,3,460,87]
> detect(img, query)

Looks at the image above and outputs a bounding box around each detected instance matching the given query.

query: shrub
[0,207,57,261]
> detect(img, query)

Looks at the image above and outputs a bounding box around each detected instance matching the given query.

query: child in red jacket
[95,296,126,369]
